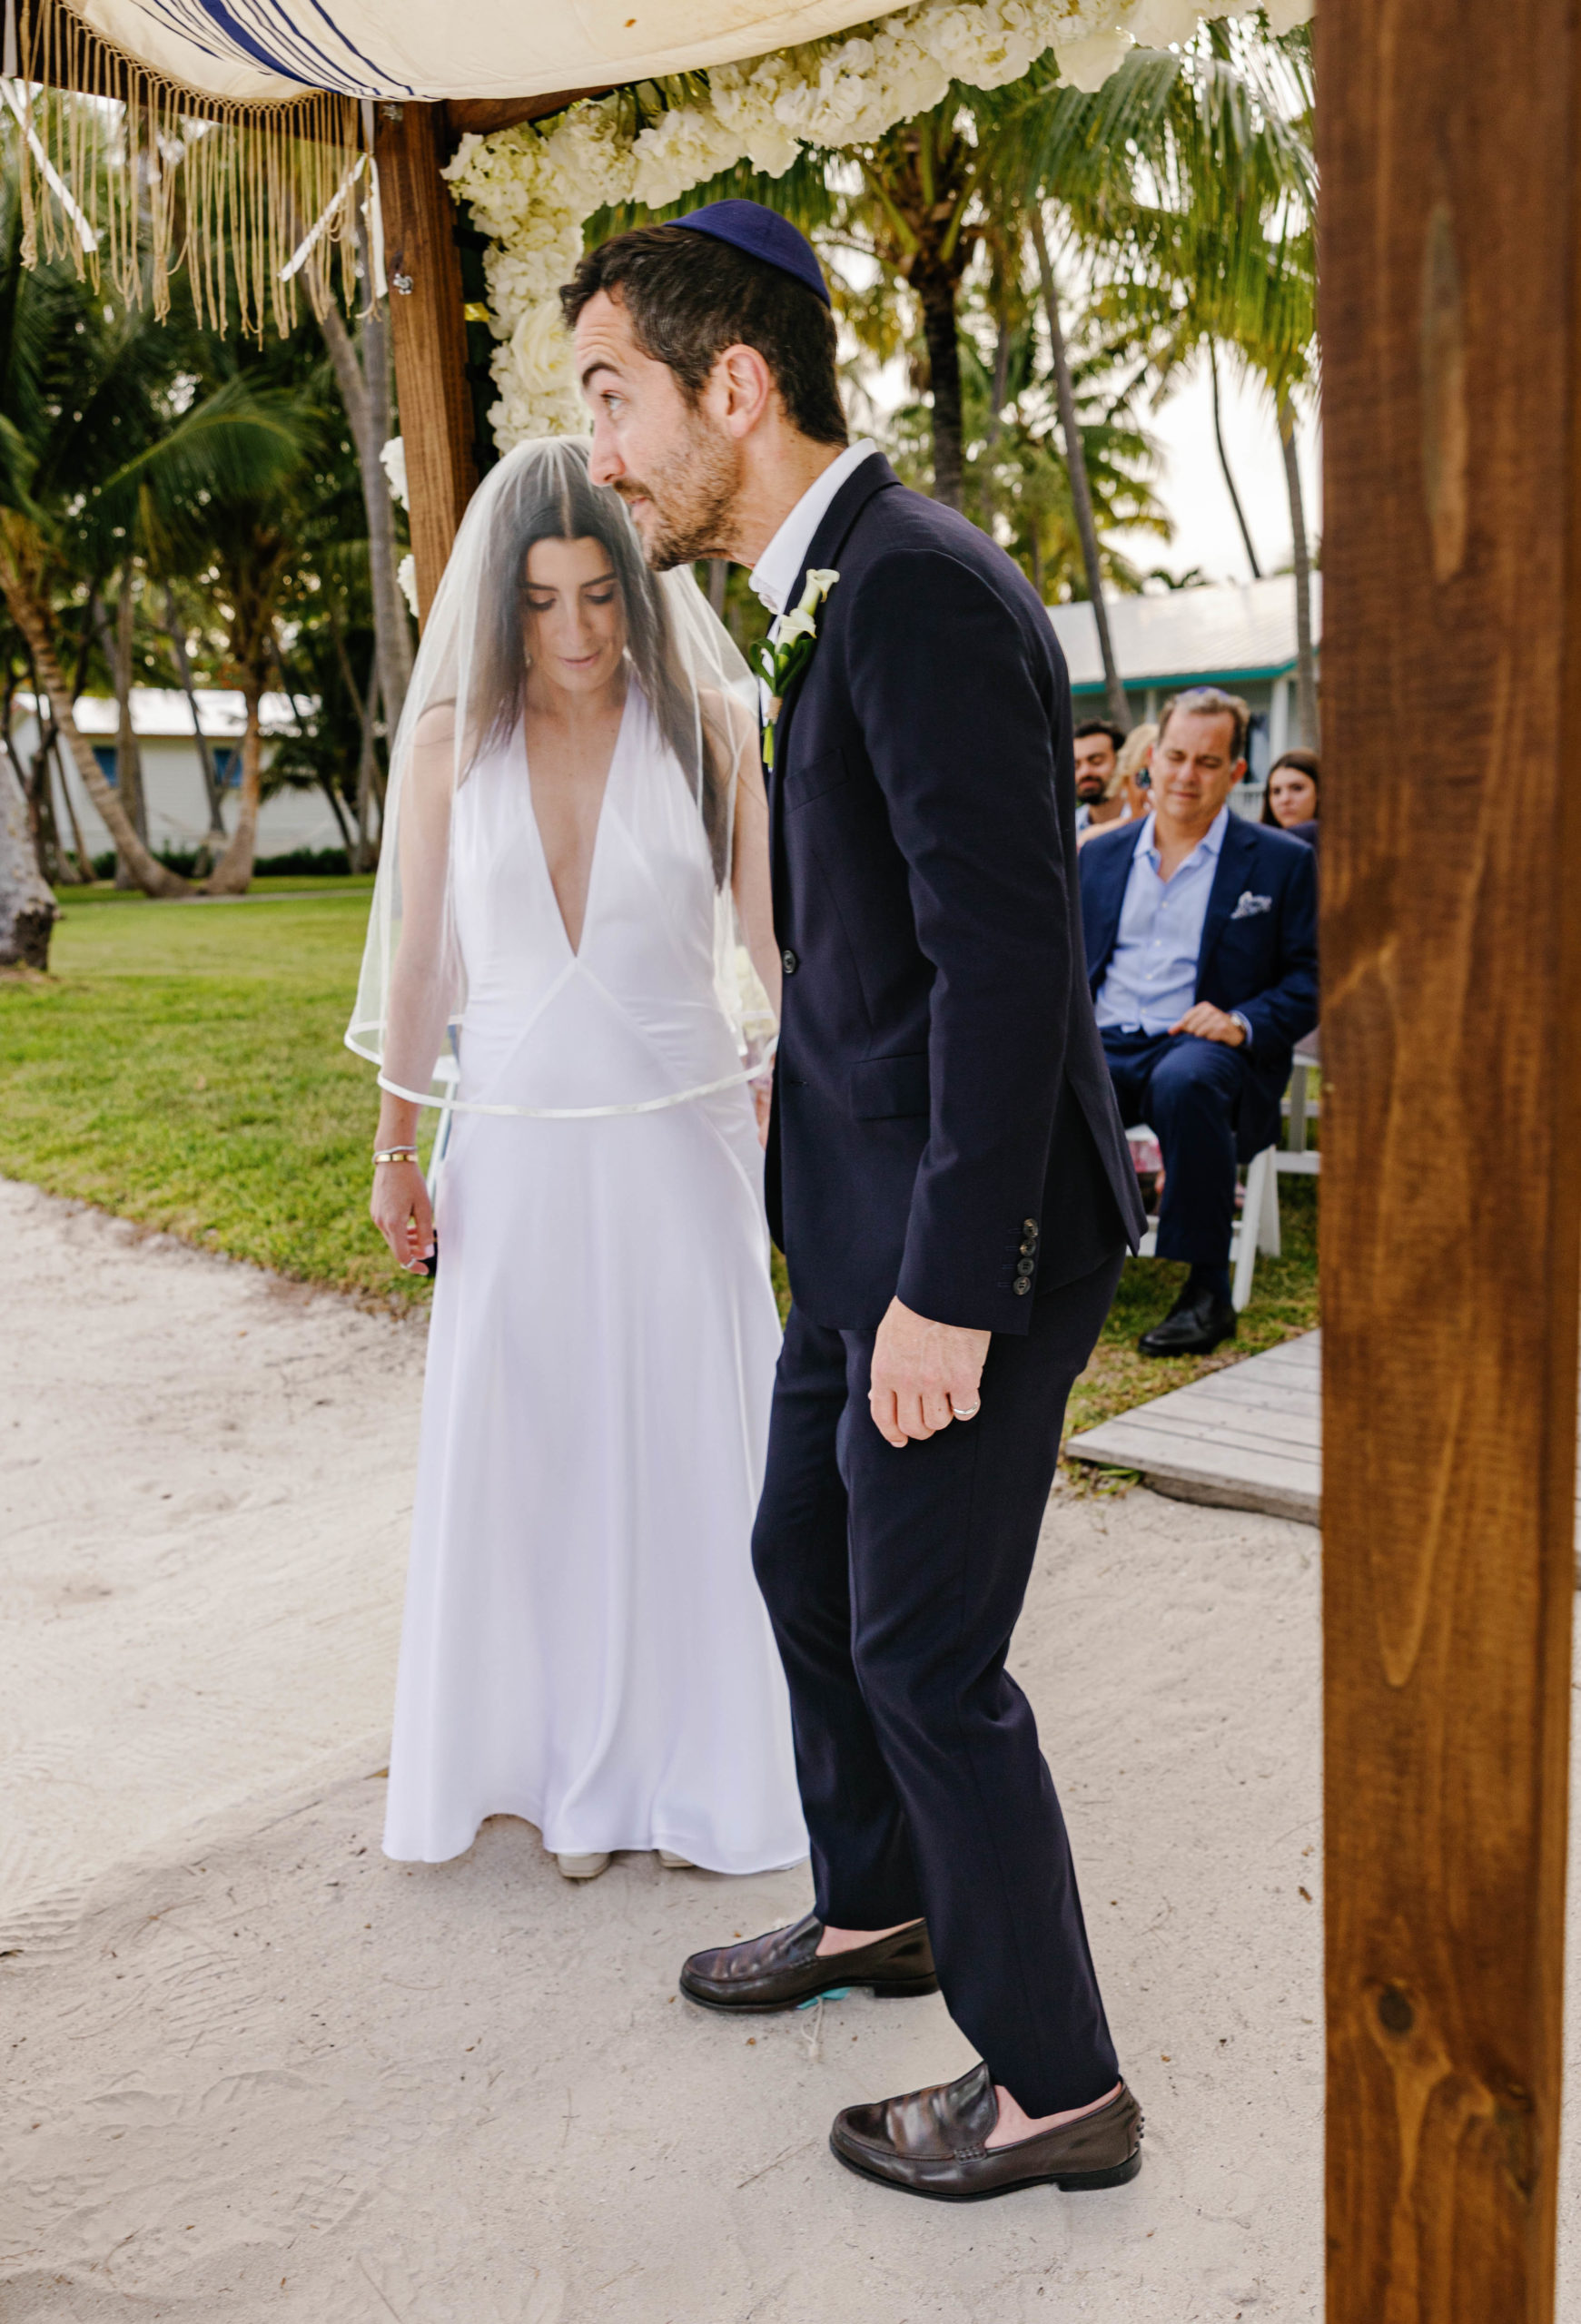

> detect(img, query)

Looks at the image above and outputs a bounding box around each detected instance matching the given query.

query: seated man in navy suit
[1079,687,1319,1356]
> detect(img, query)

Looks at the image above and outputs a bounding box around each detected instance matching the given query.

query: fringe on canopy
[9,0,365,335]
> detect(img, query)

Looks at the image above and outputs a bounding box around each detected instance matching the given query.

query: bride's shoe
[657,1850,695,1870]
[557,1852,612,1881]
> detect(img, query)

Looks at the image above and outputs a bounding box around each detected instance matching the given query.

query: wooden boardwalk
[1067,1332,1322,1525]
[1068,1330,1581,1554]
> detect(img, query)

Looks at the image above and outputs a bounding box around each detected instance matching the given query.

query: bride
[347,438,805,1882]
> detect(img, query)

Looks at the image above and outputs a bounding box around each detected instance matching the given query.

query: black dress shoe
[830,2062,1143,2201]
[679,1911,937,2014]
[1137,1285,1237,1356]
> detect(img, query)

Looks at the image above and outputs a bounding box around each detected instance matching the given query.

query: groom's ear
[709,343,778,441]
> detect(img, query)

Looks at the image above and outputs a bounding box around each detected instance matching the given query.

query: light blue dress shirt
[1093,808,1233,1037]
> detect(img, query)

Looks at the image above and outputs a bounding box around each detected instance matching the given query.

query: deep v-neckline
[524,683,632,961]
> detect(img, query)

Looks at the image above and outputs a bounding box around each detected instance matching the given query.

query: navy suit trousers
[750,1256,1124,2117]
[1101,1029,1250,1267]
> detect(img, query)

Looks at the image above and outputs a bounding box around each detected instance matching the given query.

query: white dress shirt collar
[1133,804,1232,870]
[749,438,879,619]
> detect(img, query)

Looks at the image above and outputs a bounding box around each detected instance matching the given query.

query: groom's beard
[615,411,741,571]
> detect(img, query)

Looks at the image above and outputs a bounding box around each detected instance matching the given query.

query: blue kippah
[672,198,831,309]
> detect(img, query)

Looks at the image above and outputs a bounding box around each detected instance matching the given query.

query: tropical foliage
[0,115,411,956]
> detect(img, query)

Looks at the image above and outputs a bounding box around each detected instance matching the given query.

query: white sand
[2,1175,1576,2320]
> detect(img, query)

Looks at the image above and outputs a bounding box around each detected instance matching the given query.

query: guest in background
[1080,687,1318,1356]
[1073,719,1128,836]
[1261,747,1319,848]
[1077,722,1156,852]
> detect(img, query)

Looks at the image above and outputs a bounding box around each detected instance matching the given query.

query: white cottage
[8,688,347,865]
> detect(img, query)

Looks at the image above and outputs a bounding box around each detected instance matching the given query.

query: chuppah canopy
[25,0,1315,107]
[5,0,1310,603]
[39,0,899,105]
[7,0,1311,340]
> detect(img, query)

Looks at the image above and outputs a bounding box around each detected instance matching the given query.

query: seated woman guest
[1261,746,1319,846]
[346,438,805,1886]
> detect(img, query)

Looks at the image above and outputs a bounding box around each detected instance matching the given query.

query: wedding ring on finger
[951,1399,982,1422]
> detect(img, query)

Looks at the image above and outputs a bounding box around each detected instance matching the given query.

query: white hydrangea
[630,102,742,211]
[442,0,1309,453]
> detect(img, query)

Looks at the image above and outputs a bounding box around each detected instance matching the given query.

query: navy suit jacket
[1078,810,1319,1157]
[763,454,1144,1335]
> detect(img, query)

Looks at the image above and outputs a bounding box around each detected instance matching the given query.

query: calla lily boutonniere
[759,567,839,771]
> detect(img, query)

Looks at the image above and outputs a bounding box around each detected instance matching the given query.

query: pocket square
[1230,890,1272,921]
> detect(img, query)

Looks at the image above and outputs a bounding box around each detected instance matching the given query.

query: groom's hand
[868,1298,992,1447]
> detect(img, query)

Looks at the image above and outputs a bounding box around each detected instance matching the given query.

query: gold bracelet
[372,1146,420,1166]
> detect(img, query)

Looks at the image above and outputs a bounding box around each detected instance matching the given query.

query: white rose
[379,435,408,511]
[510,301,577,401]
[1055,28,1134,89]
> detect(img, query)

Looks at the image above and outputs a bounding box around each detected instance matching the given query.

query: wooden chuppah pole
[1317,2,1581,2316]
[374,102,478,625]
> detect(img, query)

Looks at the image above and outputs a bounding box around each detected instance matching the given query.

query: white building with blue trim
[1048,574,1321,802]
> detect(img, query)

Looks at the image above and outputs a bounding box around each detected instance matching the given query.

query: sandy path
[2,1177,1577,2319]
[0,1178,422,1919]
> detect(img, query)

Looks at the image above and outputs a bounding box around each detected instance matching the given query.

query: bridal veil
[345,436,773,1116]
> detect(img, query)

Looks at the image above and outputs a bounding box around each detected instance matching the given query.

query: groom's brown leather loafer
[679,1911,938,2014]
[830,2062,1142,2201]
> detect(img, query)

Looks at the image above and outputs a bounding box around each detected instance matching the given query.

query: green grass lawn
[7,881,423,1305]
[4,888,1317,1423]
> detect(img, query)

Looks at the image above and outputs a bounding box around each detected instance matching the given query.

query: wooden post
[374,102,477,624]
[1318,4,1581,2317]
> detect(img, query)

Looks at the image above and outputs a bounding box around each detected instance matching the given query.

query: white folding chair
[1126,1125,1281,1315]
[1123,1039,1319,1315]
[1278,1035,1322,1179]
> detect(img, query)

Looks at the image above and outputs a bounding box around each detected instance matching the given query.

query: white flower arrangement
[440,0,1313,452]
[380,434,409,510]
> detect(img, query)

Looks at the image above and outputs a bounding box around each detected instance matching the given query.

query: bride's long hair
[466,438,731,881]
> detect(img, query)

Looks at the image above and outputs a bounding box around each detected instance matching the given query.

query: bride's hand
[752,1059,775,1148]
[371,1160,435,1273]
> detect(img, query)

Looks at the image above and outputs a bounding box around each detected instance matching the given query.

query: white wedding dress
[381,683,805,1874]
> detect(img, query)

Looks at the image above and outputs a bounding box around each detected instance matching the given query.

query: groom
[566,201,1147,2201]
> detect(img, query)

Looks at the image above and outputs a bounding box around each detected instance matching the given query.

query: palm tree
[0,138,310,898]
[1026,205,1129,725]
[1033,24,1318,720]
[317,204,412,751]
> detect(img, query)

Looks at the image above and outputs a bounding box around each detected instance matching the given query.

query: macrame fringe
[9,0,364,335]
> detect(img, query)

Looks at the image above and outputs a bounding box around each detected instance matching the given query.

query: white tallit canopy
[54,0,1309,109]
[58,0,898,105]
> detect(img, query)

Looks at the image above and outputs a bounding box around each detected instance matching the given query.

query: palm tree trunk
[162,588,229,868]
[1279,394,1319,744]
[0,743,56,967]
[916,266,965,511]
[202,678,262,895]
[0,541,190,896]
[109,577,150,889]
[42,714,94,882]
[353,672,381,872]
[320,265,413,742]
[981,310,1013,531]
[1209,342,1262,580]
[1030,208,1128,732]
[5,667,68,884]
